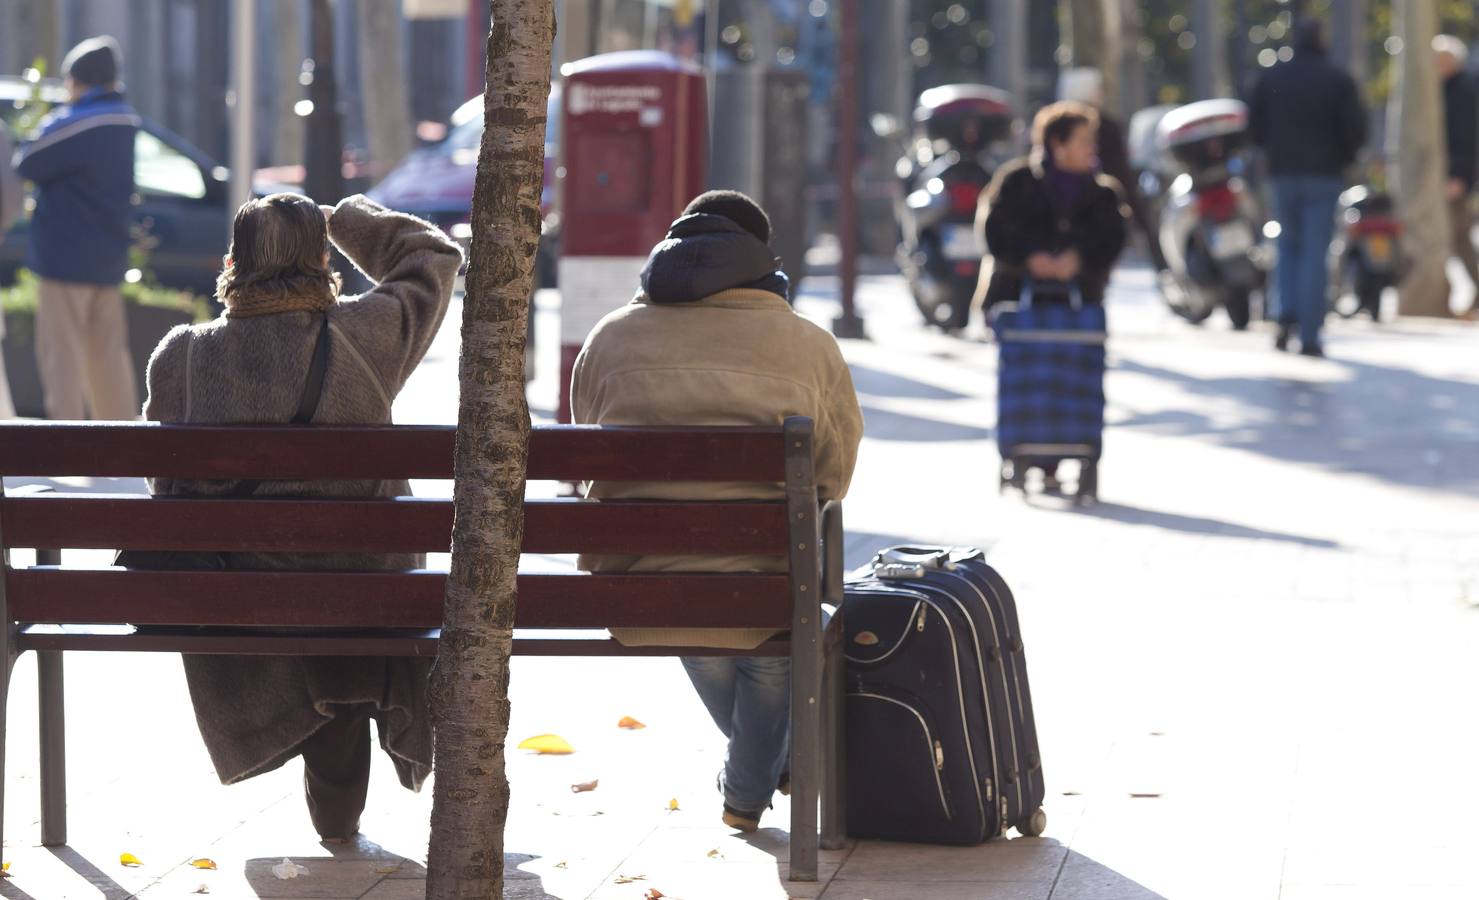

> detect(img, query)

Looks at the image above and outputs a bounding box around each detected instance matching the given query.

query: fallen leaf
[614,873,646,884]
[373,865,401,875]
[667,797,680,811]
[193,885,209,895]
[617,716,646,730]
[271,858,309,880]
[706,848,723,859]
[190,858,218,870]
[553,861,569,869]
[1,861,9,878]
[517,734,575,755]
[120,853,143,867]
[644,890,666,899]
[570,779,599,794]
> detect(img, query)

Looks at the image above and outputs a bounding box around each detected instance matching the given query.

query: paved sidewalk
[3,262,1477,898]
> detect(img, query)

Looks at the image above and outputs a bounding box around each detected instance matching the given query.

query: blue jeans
[681,655,790,815]
[1270,175,1344,348]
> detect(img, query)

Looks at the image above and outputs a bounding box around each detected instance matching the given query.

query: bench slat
[0,423,788,482]
[1,496,789,556]
[14,627,791,657]
[5,569,792,630]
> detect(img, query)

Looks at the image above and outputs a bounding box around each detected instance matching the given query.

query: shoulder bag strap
[230,315,332,497]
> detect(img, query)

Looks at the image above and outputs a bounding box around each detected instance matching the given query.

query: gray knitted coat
[142,195,461,789]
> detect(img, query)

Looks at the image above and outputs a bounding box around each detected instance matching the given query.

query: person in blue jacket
[14,36,141,419]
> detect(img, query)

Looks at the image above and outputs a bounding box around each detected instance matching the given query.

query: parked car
[0,75,289,297]
[368,83,562,288]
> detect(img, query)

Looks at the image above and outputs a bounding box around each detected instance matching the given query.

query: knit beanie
[682,190,772,245]
[62,36,121,88]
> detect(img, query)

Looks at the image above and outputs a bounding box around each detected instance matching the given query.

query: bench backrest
[0,419,819,636]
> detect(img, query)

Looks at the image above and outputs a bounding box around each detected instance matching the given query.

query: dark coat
[976,155,1130,309]
[1443,72,1478,191]
[14,88,138,285]
[1248,51,1366,178]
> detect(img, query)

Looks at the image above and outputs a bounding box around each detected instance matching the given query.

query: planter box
[2,304,194,418]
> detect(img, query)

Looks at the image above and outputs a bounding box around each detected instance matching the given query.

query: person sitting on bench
[571,190,864,833]
[140,192,462,841]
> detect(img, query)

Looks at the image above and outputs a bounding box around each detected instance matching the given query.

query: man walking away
[1435,35,1478,312]
[15,36,141,418]
[1249,19,1366,357]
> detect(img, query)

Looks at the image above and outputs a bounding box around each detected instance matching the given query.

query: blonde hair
[216,193,340,307]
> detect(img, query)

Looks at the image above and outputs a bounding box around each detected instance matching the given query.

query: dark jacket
[1248,51,1365,177]
[976,155,1129,308]
[14,88,138,285]
[1443,72,1478,191]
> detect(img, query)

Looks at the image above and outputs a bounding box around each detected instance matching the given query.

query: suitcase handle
[873,546,985,573]
[875,562,928,580]
[1018,278,1084,311]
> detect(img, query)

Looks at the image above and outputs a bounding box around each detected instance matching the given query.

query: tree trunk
[1189,0,1231,99]
[304,0,345,203]
[7,0,59,75]
[273,0,306,167]
[425,2,553,897]
[1062,0,1119,112]
[1388,0,1452,317]
[355,0,415,181]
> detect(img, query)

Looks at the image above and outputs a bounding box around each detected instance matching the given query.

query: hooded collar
[639,213,788,305]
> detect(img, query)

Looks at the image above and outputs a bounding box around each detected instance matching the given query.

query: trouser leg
[80,285,138,420]
[1297,179,1341,348]
[681,656,739,739]
[300,705,372,840]
[1451,194,1479,298]
[1270,179,1302,326]
[35,280,89,420]
[722,656,791,814]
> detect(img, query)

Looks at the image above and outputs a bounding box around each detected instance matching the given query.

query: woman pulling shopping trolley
[976,100,1130,503]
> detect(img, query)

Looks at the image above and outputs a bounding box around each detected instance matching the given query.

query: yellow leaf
[614,873,646,884]
[554,861,569,869]
[517,734,574,755]
[373,866,401,875]
[1,861,9,878]
[120,852,143,867]
[706,848,723,859]
[570,779,599,794]
[617,716,646,730]
[190,858,217,870]
[667,797,680,811]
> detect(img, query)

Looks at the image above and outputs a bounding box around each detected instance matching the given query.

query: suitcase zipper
[851,691,951,820]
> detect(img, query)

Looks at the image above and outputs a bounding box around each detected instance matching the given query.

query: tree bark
[304,0,345,203]
[273,0,306,167]
[1388,0,1452,317]
[355,0,415,181]
[425,2,552,897]
[1062,0,1119,113]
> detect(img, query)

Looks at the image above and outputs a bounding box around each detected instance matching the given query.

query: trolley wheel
[1016,807,1048,837]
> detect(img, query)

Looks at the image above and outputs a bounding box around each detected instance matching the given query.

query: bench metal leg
[784,421,822,883]
[820,613,847,851]
[38,650,66,847]
[789,629,820,882]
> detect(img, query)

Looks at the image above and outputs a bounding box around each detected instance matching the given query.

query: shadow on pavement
[1054,848,1170,898]
[849,363,970,402]
[1078,501,1339,548]
[44,847,131,899]
[861,405,993,442]
[1114,353,1479,494]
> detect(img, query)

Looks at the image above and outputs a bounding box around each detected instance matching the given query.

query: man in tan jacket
[572,191,864,832]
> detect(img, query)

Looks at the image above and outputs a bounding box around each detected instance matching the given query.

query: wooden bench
[0,417,846,881]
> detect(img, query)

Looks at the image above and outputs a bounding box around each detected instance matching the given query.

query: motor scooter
[1328,185,1404,321]
[885,85,1015,331]
[1151,99,1269,330]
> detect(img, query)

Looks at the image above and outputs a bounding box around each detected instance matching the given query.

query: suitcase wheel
[1075,461,1098,507]
[1016,807,1048,838]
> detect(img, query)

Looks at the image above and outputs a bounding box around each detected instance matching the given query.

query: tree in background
[1387,0,1452,317]
[1062,0,1121,109]
[424,0,552,896]
[356,0,415,180]
[273,0,306,167]
[303,0,345,202]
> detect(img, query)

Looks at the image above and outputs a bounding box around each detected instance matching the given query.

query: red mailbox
[557,51,708,422]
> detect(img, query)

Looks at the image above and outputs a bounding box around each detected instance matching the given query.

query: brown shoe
[722,805,761,833]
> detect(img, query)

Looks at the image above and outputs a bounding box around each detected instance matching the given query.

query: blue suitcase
[842,546,1046,845]
[991,280,1106,502]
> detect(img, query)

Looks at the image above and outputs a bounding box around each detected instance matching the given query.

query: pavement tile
[1047,853,1168,900]
[835,838,1065,884]
[822,881,1050,900]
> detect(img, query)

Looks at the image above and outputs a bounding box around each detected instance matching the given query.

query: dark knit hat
[682,190,771,245]
[62,36,121,88]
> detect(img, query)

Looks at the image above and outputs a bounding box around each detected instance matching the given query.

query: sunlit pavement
[3,260,1477,898]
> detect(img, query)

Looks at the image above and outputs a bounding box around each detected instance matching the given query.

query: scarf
[221,274,339,318]
[639,213,789,304]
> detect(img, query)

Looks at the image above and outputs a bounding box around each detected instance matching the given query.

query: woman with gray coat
[142,193,461,840]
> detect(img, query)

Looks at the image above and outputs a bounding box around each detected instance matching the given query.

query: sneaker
[1275,323,1293,352]
[722,804,761,833]
[1299,343,1326,358]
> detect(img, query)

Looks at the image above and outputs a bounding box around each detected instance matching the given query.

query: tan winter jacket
[142,195,461,790]
[571,288,864,649]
